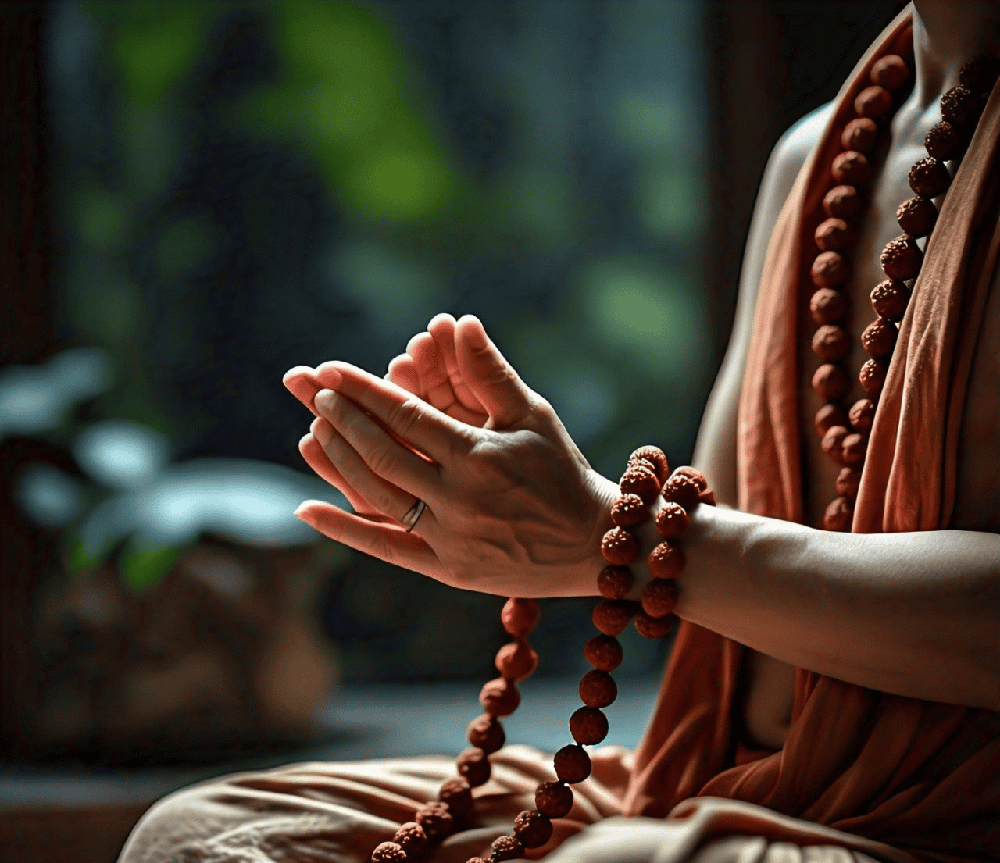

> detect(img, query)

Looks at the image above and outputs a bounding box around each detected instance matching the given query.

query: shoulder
[757,102,834,219]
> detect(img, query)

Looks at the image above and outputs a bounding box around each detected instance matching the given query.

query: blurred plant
[5,347,338,591]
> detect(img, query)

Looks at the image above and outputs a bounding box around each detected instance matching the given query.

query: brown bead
[840,118,878,154]
[372,841,408,863]
[924,121,965,161]
[569,706,609,745]
[579,669,618,708]
[673,465,708,493]
[831,150,873,186]
[855,85,893,118]
[814,217,857,252]
[660,473,700,511]
[535,781,574,818]
[394,822,429,857]
[591,599,636,636]
[648,540,684,580]
[513,810,553,849]
[553,744,591,783]
[870,54,910,91]
[489,835,524,863]
[501,598,540,637]
[908,157,951,198]
[455,748,491,789]
[880,235,922,280]
[812,363,850,401]
[941,84,981,125]
[600,526,640,565]
[438,778,473,818]
[468,714,506,754]
[841,432,867,466]
[959,57,1000,95]
[495,640,538,681]
[859,358,889,396]
[848,398,876,433]
[823,184,865,218]
[821,425,848,464]
[610,493,647,527]
[628,445,669,484]
[810,287,848,324]
[822,496,854,532]
[815,403,847,436]
[896,197,937,238]
[619,463,660,504]
[641,577,678,618]
[861,318,897,359]
[654,501,689,539]
[597,565,633,600]
[583,635,623,671]
[479,677,520,717]
[811,251,851,288]
[812,324,851,362]
[634,611,673,639]
[416,801,456,839]
[836,466,863,500]
[870,279,910,320]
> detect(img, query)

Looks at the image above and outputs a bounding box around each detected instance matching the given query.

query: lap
[117,747,896,863]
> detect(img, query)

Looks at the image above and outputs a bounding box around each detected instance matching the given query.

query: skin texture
[282,2,1000,857]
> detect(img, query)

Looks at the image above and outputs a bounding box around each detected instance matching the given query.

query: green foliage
[120,536,184,592]
[244,0,460,223]
[85,0,214,105]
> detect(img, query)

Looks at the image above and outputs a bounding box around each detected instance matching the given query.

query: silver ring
[401,499,427,533]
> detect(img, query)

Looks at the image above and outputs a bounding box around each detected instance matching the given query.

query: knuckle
[386,395,422,439]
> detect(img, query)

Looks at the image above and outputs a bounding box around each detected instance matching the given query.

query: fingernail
[294,502,317,523]
[315,389,336,413]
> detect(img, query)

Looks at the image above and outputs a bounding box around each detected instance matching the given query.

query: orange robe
[625,8,1000,862]
[119,8,1000,863]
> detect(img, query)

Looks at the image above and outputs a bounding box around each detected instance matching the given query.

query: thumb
[454,315,534,428]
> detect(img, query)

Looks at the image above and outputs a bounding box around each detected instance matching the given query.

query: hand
[289,318,617,598]
[386,313,490,427]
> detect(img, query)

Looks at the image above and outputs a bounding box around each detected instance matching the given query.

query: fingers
[299,423,381,518]
[313,405,436,521]
[314,363,475,467]
[454,315,535,428]
[294,500,442,578]
[387,354,420,394]
[283,366,321,415]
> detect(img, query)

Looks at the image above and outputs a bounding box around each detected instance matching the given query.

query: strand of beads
[467,448,713,863]
[809,47,915,531]
[810,49,998,531]
[369,598,539,863]
[370,447,713,863]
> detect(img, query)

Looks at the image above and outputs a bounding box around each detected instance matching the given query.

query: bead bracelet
[368,447,713,863]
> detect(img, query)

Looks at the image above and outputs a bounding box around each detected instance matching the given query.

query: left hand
[287,323,617,598]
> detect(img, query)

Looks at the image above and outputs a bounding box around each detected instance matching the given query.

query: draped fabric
[624,8,1000,862]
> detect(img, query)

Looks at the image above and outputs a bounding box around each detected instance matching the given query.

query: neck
[911,1,1000,103]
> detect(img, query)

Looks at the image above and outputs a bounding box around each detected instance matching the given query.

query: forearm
[629,503,1000,709]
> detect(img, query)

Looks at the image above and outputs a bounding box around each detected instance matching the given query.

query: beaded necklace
[809,44,999,531]
[366,36,1000,863]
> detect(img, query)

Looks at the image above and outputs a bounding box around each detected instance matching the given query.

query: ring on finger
[400,498,428,533]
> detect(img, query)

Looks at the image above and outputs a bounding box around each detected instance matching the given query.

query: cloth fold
[623,8,1000,862]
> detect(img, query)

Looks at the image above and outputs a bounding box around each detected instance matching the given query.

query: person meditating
[118,3,1000,862]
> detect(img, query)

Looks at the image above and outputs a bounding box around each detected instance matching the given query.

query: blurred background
[2,0,904,859]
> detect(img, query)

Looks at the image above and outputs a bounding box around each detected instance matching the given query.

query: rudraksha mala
[810,42,1000,531]
[368,447,713,863]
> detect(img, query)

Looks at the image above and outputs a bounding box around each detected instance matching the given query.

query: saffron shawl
[624,9,1000,862]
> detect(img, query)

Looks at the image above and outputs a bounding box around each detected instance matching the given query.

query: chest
[797,113,1000,532]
